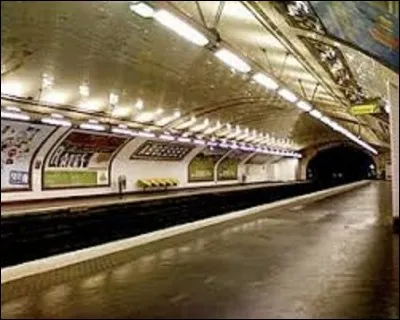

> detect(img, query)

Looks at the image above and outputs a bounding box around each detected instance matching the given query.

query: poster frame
[1,119,57,193]
[41,128,131,190]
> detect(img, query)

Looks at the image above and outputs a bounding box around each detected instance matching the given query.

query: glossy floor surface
[1,182,398,319]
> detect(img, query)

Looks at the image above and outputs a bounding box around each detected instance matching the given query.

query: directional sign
[349,103,381,115]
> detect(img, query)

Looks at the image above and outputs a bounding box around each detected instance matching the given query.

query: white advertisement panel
[1,119,55,191]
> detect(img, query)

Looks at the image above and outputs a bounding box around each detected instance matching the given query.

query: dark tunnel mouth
[306,145,377,184]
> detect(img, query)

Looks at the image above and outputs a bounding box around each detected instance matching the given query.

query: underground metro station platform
[1,1,399,319]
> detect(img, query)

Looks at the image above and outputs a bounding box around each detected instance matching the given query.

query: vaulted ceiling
[1,1,394,152]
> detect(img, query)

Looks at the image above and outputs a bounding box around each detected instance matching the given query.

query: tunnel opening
[307,144,376,187]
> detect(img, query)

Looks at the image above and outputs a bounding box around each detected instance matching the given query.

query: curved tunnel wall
[1,119,300,202]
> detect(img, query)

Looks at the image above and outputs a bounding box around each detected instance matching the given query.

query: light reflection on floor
[1,182,398,319]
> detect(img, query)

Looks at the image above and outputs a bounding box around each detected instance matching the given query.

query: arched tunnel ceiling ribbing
[0,1,391,150]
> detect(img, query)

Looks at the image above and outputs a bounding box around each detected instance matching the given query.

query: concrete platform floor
[1,181,398,319]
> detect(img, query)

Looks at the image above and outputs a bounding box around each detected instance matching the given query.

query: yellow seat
[150,179,160,187]
[138,179,151,188]
[157,179,167,187]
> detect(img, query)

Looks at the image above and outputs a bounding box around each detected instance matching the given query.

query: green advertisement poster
[188,147,227,182]
[217,151,248,181]
[44,130,128,188]
[44,171,99,188]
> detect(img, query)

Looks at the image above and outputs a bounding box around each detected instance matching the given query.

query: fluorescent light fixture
[176,116,196,130]
[1,110,30,121]
[252,73,278,90]
[155,110,181,126]
[177,137,191,143]
[42,91,67,104]
[109,93,119,105]
[193,139,205,145]
[219,142,229,148]
[154,9,209,46]
[230,143,239,149]
[135,99,144,110]
[42,74,54,89]
[136,111,155,123]
[384,100,391,114]
[80,120,105,131]
[112,127,134,135]
[296,100,312,112]
[320,116,332,126]
[129,1,155,18]
[137,131,155,138]
[41,116,71,127]
[204,121,222,135]
[207,141,218,147]
[5,106,21,112]
[79,99,103,111]
[159,134,175,141]
[112,107,131,118]
[1,81,23,96]
[79,84,90,97]
[190,118,209,132]
[278,88,298,103]
[215,49,251,73]
[309,109,322,119]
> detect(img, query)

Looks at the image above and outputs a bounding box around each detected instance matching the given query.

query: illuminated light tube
[190,119,210,132]
[177,137,191,143]
[230,143,239,149]
[215,49,251,73]
[80,121,105,131]
[79,84,90,97]
[176,117,196,130]
[41,117,72,127]
[193,139,205,145]
[154,10,209,47]
[136,112,155,123]
[309,109,322,119]
[219,142,229,148]
[320,116,332,125]
[296,100,312,112]
[252,73,279,90]
[5,106,21,112]
[278,88,298,103]
[129,1,155,18]
[1,110,30,121]
[207,141,218,147]
[159,134,175,141]
[111,127,136,136]
[137,131,155,138]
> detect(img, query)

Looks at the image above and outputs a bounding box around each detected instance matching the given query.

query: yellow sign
[349,103,381,115]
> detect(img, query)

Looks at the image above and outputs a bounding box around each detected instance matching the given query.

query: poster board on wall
[217,150,248,181]
[1,119,55,191]
[188,147,227,182]
[43,130,128,189]
[130,140,194,161]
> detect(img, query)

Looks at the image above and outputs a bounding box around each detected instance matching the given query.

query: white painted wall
[112,138,203,192]
[1,130,301,202]
[272,158,299,181]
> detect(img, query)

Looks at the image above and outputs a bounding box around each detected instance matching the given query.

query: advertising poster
[1,119,55,191]
[217,150,248,181]
[310,1,399,71]
[188,147,227,182]
[130,140,194,161]
[44,130,128,188]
